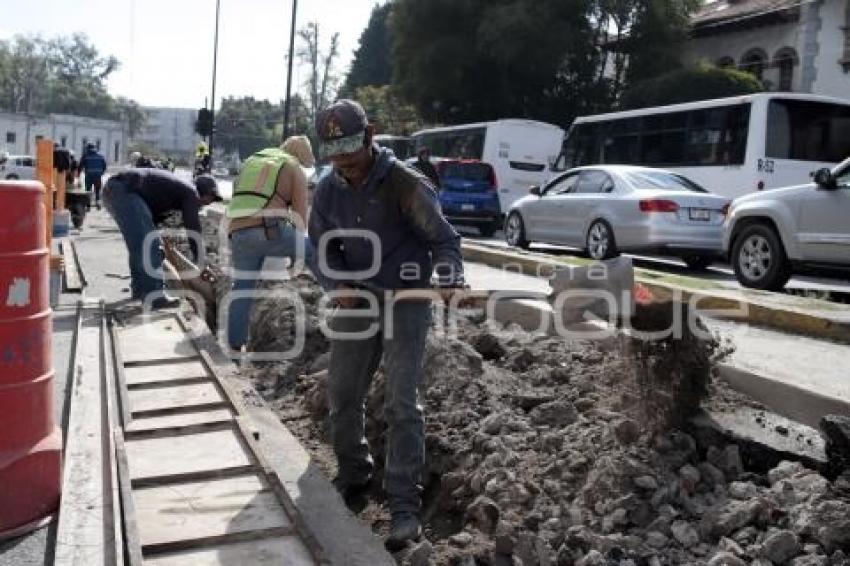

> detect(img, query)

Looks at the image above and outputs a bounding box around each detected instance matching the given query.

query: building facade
[137,107,200,161]
[685,0,850,98]
[0,112,127,162]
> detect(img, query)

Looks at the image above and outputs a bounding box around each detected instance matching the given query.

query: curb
[462,242,850,345]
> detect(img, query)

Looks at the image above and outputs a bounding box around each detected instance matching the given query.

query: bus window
[767,100,850,162]
[687,104,749,165]
[415,128,486,159]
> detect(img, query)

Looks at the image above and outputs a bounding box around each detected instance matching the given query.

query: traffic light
[196,108,213,137]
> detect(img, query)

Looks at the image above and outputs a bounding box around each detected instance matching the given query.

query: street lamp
[283,0,298,140]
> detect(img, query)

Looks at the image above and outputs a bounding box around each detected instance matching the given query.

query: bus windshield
[766,99,850,163]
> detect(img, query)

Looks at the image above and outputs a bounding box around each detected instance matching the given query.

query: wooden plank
[124,359,208,387]
[115,432,144,566]
[128,382,225,414]
[124,428,253,482]
[144,536,316,566]
[61,241,83,291]
[119,314,198,363]
[133,474,292,550]
[126,408,235,434]
[54,310,118,566]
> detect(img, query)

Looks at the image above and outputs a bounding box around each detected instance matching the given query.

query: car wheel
[505,212,529,249]
[683,255,713,271]
[586,220,618,260]
[731,223,791,291]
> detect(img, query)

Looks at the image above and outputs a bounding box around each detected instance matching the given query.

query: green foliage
[216,95,313,159]
[355,85,423,135]
[0,33,147,136]
[624,0,700,84]
[342,3,393,94]
[297,22,340,120]
[619,63,764,110]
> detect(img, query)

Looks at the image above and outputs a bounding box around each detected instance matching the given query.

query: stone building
[137,107,201,161]
[685,0,850,97]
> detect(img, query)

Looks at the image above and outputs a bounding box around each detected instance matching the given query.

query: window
[624,170,708,192]
[600,118,642,164]
[740,49,768,82]
[773,48,798,92]
[563,123,602,168]
[21,158,34,167]
[415,128,486,159]
[509,161,546,172]
[544,172,580,196]
[114,141,120,163]
[766,99,850,162]
[575,170,612,193]
[685,104,750,165]
[640,111,690,166]
[6,132,15,144]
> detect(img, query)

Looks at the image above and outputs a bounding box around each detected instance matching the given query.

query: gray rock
[718,537,745,556]
[646,531,669,549]
[729,481,758,500]
[670,520,700,548]
[449,532,474,548]
[768,461,806,486]
[635,475,659,490]
[712,499,765,537]
[529,400,579,428]
[762,530,800,564]
[407,539,434,566]
[679,465,701,493]
[466,496,501,534]
[820,414,850,479]
[614,418,641,445]
[699,462,727,488]
[707,552,747,566]
[790,556,828,566]
[576,550,605,566]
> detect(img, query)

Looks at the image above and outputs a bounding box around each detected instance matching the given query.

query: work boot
[149,294,181,310]
[385,512,422,552]
[332,476,371,509]
[95,200,101,210]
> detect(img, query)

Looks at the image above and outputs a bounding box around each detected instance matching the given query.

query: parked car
[723,157,850,290]
[211,161,229,178]
[505,165,730,269]
[0,154,36,180]
[428,158,503,237]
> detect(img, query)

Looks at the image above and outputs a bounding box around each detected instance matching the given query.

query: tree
[342,3,393,94]
[355,85,423,135]
[0,36,50,114]
[623,0,699,85]
[297,22,341,120]
[619,63,763,110]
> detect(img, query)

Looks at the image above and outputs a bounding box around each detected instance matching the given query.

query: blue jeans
[227,222,313,350]
[84,173,103,201]
[328,299,431,515]
[103,178,163,299]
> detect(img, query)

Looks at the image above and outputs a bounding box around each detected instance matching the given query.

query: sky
[0,0,383,109]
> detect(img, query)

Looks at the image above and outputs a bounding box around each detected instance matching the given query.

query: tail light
[639,199,679,213]
[720,202,731,216]
[487,168,498,192]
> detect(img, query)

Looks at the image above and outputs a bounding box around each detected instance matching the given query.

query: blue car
[433,159,503,237]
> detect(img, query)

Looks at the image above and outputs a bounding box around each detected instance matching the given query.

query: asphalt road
[458,228,850,299]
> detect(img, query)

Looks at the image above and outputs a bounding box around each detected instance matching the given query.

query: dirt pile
[240,278,850,566]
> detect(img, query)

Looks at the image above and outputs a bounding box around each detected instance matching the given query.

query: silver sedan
[504,165,730,269]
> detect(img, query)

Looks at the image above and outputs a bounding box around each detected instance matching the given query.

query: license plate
[461,203,476,211]
[689,208,711,221]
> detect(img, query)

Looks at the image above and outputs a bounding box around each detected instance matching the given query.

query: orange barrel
[0,180,62,538]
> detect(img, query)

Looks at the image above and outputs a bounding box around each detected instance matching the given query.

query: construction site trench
[173,214,850,566]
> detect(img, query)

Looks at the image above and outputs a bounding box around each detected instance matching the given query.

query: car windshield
[440,162,492,181]
[623,170,708,193]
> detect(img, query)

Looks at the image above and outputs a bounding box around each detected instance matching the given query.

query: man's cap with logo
[194,174,223,202]
[314,99,369,159]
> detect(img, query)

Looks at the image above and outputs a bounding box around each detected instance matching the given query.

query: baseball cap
[314,99,369,159]
[194,174,223,202]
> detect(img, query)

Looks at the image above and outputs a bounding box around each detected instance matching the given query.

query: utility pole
[283,0,298,140]
[209,0,221,155]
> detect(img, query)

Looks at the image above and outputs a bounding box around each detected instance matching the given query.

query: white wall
[811,0,850,97]
[0,112,126,162]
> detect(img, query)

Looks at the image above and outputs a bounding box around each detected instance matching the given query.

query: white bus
[555,93,850,199]
[411,119,564,210]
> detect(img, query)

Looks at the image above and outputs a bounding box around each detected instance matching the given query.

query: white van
[411,119,565,210]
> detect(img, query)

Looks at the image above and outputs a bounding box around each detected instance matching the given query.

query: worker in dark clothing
[78,143,108,208]
[410,147,441,189]
[103,169,222,308]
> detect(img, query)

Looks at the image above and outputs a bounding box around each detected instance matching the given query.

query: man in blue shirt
[77,143,107,208]
[309,99,465,551]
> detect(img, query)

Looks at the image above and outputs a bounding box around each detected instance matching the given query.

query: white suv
[723,157,850,290]
[0,154,37,180]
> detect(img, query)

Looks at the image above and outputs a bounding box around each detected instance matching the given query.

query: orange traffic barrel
[0,180,62,539]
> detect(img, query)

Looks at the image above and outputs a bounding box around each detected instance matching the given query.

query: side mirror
[530,185,542,197]
[813,168,836,189]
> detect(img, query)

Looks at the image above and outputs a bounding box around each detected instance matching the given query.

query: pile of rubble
[238,279,850,566]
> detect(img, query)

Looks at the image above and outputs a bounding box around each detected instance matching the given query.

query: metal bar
[130,401,232,420]
[100,303,124,566]
[125,376,210,391]
[141,526,298,558]
[129,465,258,489]
[108,315,134,428]
[122,355,201,368]
[123,419,235,441]
[283,0,298,139]
[114,431,145,566]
